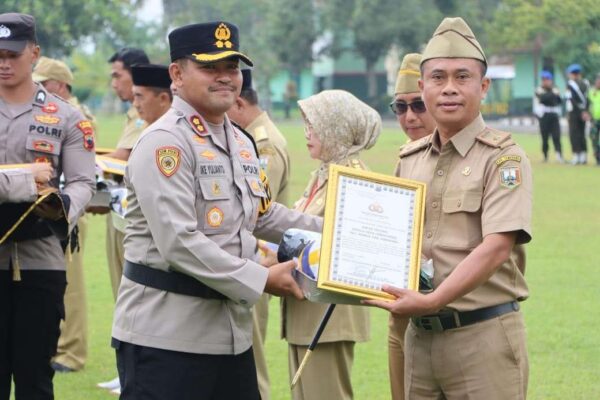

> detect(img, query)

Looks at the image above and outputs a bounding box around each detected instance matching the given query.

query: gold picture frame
[318,165,426,301]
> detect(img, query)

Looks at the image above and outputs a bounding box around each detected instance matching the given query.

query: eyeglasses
[389,99,427,115]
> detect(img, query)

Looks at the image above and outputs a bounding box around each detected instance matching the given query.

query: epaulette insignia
[349,159,363,169]
[190,115,208,136]
[398,135,430,158]
[476,129,513,148]
[258,146,276,156]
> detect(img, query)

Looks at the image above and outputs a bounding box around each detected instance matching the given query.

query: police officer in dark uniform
[0,13,96,399]
[534,71,563,162]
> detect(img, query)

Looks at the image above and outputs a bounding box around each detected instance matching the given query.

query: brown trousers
[388,316,410,400]
[53,214,89,370]
[405,311,528,400]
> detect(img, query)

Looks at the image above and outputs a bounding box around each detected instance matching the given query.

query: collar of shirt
[245,111,269,137]
[431,113,486,157]
[126,104,139,121]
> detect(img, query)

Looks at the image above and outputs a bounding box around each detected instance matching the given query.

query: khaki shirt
[282,157,370,345]
[395,114,532,311]
[116,106,146,149]
[246,111,290,205]
[0,84,96,270]
[112,96,322,355]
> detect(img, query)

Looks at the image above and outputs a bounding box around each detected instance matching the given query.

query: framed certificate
[318,165,426,301]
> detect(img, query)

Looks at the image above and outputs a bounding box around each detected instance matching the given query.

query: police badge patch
[156,146,181,177]
[206,207,224,227]
[499,166,521,189]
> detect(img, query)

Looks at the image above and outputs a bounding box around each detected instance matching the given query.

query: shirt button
[431,201,438,208]
[437,170,444,176]
[426,232,433,238]
[240,299,248,305]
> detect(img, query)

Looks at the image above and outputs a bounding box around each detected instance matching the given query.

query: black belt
[411,301,520,332]
[124,260,227,300]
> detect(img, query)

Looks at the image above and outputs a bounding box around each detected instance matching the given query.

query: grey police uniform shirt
[0,169,37,202]
[111,95,322,355]
[0,84,96,271]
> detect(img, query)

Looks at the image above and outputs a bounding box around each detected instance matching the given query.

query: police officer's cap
[131,64,171,89]
[421,17,486,67]
[566,63,582,74]
[33,56,74,85]
[168,21,253,66]
[540,70,553,80]
[395,53,422,95]
[241,69,253,91]
[0,13,37,53]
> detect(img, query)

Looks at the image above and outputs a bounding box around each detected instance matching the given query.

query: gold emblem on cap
[462,166,471,176]
[214,23,232,49]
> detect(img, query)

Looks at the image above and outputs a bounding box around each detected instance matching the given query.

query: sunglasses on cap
[389,99,427,115]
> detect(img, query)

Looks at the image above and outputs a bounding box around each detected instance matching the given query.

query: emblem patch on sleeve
[156,146,181,177]
[77,120,95,151]
[499,166,521,189]
[206,206,224,227]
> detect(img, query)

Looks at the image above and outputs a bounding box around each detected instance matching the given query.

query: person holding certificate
[284,89,381,400]
[365,18,533,400]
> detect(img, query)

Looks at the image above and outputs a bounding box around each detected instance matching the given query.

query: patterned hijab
[298,90,382,170]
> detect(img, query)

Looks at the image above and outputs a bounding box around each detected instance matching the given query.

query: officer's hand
[34,202,65,221]
[362,285,439,317]
[86,205,111,215]
[582,111,591,122]
[264,260,304,300]
[257,241,278,268]
[26,163,53,186]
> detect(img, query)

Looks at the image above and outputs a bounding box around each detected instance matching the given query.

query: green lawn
[51,113,600,399]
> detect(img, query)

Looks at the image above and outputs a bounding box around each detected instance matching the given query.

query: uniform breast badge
[200,150,216,160]
[35,115,60,125]
[206,207,224,227]
[41,103,59,113]
[462,166,471,176]
[156,146,181,177]
[239,150,252,160]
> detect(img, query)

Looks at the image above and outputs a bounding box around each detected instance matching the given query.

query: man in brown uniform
[366,18,532,400]
[0,13,96,399]
[227,68,291,400]
[388,52,437,400]
[111,21,321,399]
[32,56,96,373]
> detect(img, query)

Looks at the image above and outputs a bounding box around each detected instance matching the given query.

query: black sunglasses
[389,100,427,115]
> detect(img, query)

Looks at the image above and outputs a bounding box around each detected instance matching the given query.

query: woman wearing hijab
[284,90,381,400]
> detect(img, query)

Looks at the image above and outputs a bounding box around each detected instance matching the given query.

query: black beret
[131,64,171,89]
[0,13,36,52]
[168,21,253,66]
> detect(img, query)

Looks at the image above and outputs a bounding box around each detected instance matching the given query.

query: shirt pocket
[25,136,61,169]
[438,190,483,249]
[197,178,232,234]
[244,176,268,230]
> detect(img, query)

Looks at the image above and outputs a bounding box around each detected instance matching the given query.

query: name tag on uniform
[198,163,226,176]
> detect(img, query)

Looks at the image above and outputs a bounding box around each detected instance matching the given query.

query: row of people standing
[535,65,600,165]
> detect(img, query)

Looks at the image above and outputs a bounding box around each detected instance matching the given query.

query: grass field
[50,113,600,399]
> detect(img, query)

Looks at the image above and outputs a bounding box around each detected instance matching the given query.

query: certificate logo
[368,202,384,213]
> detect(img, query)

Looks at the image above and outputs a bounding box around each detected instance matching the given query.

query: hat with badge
[131,64,172,89]
[168,21,253,66]
[32,56,74,85]
[421,17,486,66]
[0,13,37,53]
[241,68,253,91]
[395,53,422,95]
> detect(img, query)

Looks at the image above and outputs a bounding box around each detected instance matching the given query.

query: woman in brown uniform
[284,90,381,400]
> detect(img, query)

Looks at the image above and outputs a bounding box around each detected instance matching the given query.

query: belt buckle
[416,316,444,332]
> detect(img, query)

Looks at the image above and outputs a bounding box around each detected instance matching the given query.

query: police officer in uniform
[131,64,172,125]
[31,55,96,373]
[534,71,563,163]
[0,13,96,399]
[111,21,321,399]
[227,68,291,400]
[365,18,533,400]
[565,63,591,164]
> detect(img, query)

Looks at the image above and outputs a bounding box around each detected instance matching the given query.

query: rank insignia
[239,150,252,160]
[42,103,58,113]
[214,23,232,49]
[33,140,54,153]
[212,181,221,195]
[206,206,224,227]
[462,166,471,176]
[35,90,46,104]
[200,150,217,160]
[499,166,521,189]
[190,115,207,135]
[35,115,60,125]
[495,155,522,166]
[193,135,207,145]
[156,146,181,177]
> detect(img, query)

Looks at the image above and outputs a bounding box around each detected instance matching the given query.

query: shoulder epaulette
[254,126,268,142]
[476,128,514,149]
[232,121,259,158]
[398,135,431,158]
[346,158,365,170]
